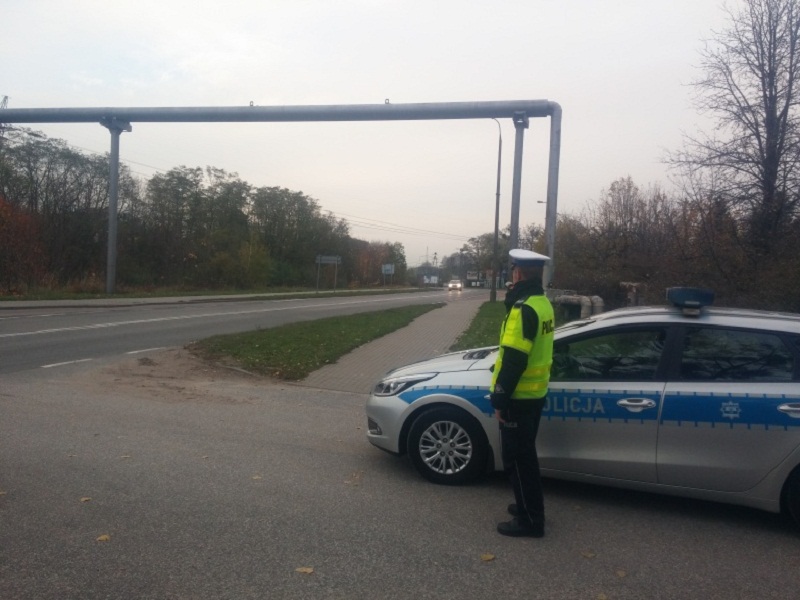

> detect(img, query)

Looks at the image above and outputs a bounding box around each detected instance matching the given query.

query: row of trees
[554,177,799,310]
[0,132,407,292]
[444,170,798,311]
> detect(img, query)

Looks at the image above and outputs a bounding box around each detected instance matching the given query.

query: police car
[366,288,800,524]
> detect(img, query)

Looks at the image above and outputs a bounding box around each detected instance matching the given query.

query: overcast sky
[2,0,729,266]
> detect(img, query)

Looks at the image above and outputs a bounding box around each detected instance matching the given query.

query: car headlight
[372,373,437,396]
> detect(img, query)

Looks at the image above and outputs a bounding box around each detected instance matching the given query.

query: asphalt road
[0,290,451,375]
[2,360,799,600]
[2,293,799,599]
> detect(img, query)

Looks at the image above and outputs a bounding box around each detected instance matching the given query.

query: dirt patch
[73,347,277,405]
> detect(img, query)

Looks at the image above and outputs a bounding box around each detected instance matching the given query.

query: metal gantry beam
[0,100,559,124]
[1,100,562,292]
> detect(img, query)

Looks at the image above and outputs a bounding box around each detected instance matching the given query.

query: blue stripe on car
[398,386,494,415]
[660,392,800,429]
[545,389,660,423]
[399,385,800,429]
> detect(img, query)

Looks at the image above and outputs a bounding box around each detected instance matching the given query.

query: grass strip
[449,301,506,351]
[191,303,444,380]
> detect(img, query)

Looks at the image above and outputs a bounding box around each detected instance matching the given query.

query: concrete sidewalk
[299,294,485,394]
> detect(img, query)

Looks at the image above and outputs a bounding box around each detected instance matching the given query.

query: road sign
[316,255,341,265]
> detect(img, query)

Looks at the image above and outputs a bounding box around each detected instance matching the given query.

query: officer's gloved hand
[490,386,511,411]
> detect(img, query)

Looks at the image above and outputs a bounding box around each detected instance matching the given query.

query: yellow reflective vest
[491,294,554,400]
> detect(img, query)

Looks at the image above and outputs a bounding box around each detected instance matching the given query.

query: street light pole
[490,118,502,302]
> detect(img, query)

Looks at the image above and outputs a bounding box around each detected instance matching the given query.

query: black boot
[497,517,544,538]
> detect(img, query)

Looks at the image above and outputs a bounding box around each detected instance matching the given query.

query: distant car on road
[366,288,800,525]
[447,280,463,291]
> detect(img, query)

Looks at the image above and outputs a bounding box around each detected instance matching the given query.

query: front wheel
[407,407,488,485]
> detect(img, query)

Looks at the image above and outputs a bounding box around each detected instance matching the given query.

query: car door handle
[778,403,800,419]
[617,398,657,413]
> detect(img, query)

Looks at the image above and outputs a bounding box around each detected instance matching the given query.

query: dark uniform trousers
[500,397,546,526]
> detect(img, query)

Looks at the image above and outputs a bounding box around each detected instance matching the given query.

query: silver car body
[366,301,800,516]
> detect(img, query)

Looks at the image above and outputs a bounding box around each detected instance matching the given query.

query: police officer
[490,249,554,537]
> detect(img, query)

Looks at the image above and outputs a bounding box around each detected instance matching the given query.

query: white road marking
[41,358,93,369]
[126,347,165,354]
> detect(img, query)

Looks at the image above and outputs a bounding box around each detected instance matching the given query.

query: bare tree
[553,178,679,305]
[671,0,800,252]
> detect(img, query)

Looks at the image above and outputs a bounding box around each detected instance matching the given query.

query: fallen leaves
[295,567,314,574]
[344,470,364,486]
[80,497,92,503]
[96,534,111,542]
[480,553,496,562]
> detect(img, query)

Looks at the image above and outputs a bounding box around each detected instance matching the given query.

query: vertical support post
[543,105,562,289]
[490,118,503,302]
[100,118,131,295]
[106,129,121,295]
[509,112,529,257]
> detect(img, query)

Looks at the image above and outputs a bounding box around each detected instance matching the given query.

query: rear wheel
[407,407,488,485]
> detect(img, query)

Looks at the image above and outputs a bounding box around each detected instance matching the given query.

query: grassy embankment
[192,300,506,380]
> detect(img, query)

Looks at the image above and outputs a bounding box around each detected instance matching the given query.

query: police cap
[509,248,550,266]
